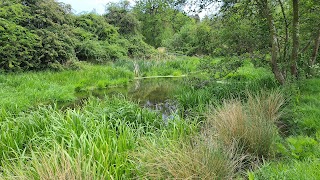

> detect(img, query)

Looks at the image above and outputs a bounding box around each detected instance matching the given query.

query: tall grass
[250,78,320,179]
[0,95,164,179]
[0,57,287,179]
[1,145,101,180]
[175,78,278,120]
[290,78,320,135]
[131,88,282,178]
[0,94,201,179]
[206,91,284,157]
[0,63,133,117]
[132,136,244,179]
[113,56,200,77]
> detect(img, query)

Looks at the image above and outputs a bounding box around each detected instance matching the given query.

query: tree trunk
[309,30,320,66]
[290,0,299,77]
[260,0,286,85]
[278,0,289,65]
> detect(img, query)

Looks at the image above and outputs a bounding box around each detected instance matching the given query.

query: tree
[300,0,320,68]
[194,0,319,84]
[290,0,299,77]
[105,1,141,36]
[104,1,155,58]
[134,0,191,47]
[258,0,286,84]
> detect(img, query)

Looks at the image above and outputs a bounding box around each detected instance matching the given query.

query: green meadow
[1,0,320,179]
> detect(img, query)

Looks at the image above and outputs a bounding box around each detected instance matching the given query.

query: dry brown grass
[132,139,244,179]
[206,90,284,157]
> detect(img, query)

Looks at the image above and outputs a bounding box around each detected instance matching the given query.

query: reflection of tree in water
[129,78,181,124]
[129,79,177,104]
[134,79,140,91]
[76,78,183,123]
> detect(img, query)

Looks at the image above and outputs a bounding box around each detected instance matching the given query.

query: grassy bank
[0,63,133,118]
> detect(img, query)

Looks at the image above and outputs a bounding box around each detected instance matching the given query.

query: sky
[58,0,134,14]
[58,0,219,17]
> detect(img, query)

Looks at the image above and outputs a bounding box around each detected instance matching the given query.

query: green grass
[0,95,199,179]
[132,137,242,179]
[113,56,201,77]
[2,57,308,179]
[250,78,320,179]
[0,62,133,117]
[292,79,320,135]
[225,60,274,81]
[130,89,285,179]
[252,159,320,180]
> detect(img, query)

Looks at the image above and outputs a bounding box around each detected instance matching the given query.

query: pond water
[63,78,185,123]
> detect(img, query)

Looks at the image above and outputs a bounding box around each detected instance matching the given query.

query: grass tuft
[132,139,243,179]
[206,90,284,157]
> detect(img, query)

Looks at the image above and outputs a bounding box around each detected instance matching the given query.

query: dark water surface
[61,78,185,122]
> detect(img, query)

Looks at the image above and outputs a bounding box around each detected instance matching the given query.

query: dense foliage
[0,0,154,71]
[1,0,318,76]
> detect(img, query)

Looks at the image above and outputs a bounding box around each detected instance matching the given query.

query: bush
[225,60,274,82]
[125,35,155,58]
[75,13,119,42]
[0,3,31,25]
[0,19,41,71]
[35,29,76,69]
[76,40,127,62]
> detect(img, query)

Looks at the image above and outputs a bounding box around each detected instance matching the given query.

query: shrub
[225,60,274,83]
[35,29,76,69]
[76,40,127,62]
[0,3,31,25]
[125,35,156,58]
[75,13,119,42]
[0,19,41,71]
[105,1,141,36]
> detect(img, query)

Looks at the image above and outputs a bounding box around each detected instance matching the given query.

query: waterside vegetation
[0,0,319,179]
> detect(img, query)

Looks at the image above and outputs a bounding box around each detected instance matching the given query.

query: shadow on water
[60,78,185,123]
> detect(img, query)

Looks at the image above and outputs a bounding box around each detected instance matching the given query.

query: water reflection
[74,78,184,123]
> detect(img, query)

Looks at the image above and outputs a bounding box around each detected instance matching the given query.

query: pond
[62,77,186,123]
